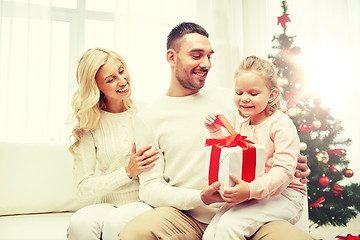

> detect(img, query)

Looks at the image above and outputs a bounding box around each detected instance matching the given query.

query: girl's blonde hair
[69,47,132,155]
[234,55,286,118]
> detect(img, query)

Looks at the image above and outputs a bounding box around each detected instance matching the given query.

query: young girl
[67,47,158,240]
[203,56,307,240]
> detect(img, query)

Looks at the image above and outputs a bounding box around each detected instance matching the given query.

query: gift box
[333,233,360,240]
[205,114,265,187]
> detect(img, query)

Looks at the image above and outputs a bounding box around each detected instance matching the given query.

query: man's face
[174,33,214,92]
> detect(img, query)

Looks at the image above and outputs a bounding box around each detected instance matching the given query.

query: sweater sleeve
[73,130,132,202]
[134,114,204,210]
[248,115,300,199]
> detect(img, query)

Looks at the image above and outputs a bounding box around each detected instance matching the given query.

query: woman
[67,47,158,240]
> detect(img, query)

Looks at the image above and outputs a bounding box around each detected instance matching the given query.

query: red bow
[205,115,256,184]
[274,59,284,67]
[310,196,325,207]
[328,148,347,156]
[285,91,296,106]
[336,234,360,240]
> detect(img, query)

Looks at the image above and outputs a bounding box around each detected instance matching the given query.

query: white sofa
[0,142,90,240]
[0,141,309,240]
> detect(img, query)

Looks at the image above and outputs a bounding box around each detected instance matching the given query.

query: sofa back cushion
[0,142,90,216]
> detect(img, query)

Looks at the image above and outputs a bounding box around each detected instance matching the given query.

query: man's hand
[219,174,250,206]
[201,182,224,205]
[295,154,310,184]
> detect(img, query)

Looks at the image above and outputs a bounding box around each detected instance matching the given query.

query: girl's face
[234,71,277,125]
[95,56,131,111]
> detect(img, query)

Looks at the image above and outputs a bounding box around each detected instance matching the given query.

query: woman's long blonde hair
[234,55,286,118]
[69,47,132,155]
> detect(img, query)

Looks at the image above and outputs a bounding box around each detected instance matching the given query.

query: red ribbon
[336,234,360,240]
[205,115,257,185]
[285,91,296,106]
[310,196,325,207]
[328,148,346,156]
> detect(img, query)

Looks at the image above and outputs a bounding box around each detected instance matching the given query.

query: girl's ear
[269,88,279,103]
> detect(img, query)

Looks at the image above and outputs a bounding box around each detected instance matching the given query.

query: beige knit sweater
[73,102,140,205]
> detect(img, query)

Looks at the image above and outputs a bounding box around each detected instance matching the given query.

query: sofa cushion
[0,212,72,240]
[0,142,89,216]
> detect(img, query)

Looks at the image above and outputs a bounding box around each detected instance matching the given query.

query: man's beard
[176,69,205,91]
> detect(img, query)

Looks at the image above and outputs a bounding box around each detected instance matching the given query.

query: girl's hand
[125,143,159,179]
[204,113,221,133]
[219,174,250,206]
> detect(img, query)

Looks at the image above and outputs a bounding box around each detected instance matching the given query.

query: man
[119,22,311,240]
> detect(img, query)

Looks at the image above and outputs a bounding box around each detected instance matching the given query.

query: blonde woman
[67,47,158,240]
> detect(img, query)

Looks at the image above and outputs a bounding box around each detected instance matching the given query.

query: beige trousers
[118,206,312,240]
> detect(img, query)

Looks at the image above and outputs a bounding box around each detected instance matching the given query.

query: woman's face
[95,56,131,107]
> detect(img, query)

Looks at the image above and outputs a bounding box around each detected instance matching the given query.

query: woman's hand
[125,143,159,179]
[204,113,221,133]
[219,174,250,206]
[295,154,310,184]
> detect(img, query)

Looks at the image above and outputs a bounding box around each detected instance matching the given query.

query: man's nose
[200,57,211,69]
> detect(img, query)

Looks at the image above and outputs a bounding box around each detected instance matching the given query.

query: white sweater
[134,87,239,224]
[73,102,141,205]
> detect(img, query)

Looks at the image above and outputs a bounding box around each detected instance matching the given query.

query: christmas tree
[268,0,360,227]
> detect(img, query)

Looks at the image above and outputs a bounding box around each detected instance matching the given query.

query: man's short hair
[166,22,209,51]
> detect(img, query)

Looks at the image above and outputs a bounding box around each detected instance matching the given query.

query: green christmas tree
[268,0,360,227]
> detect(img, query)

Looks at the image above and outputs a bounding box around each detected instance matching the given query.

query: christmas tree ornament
[328,148,346,156]
[301,110,309,116]
[277,76,289,87]
[310,196,325,207]
[343,168,354,178]
[285,91,296,106]
[329,166,338,173]
[316,151,329,164]
[277,14,291,28]
[299,142,307,151]
[298,122,312,133]
[332,185,344,196]
[322,124,330,130]
[312,120,321,129]
[319,175,330,187]
[288,106,301,118]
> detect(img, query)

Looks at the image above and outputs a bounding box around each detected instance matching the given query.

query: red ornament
[319,175,330,187]
[329,166,338,173]
[322,124,330,130]
[277,14,291,28]
[343,168,354,178]
[298,122,313,133]
[332,184,344,197]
